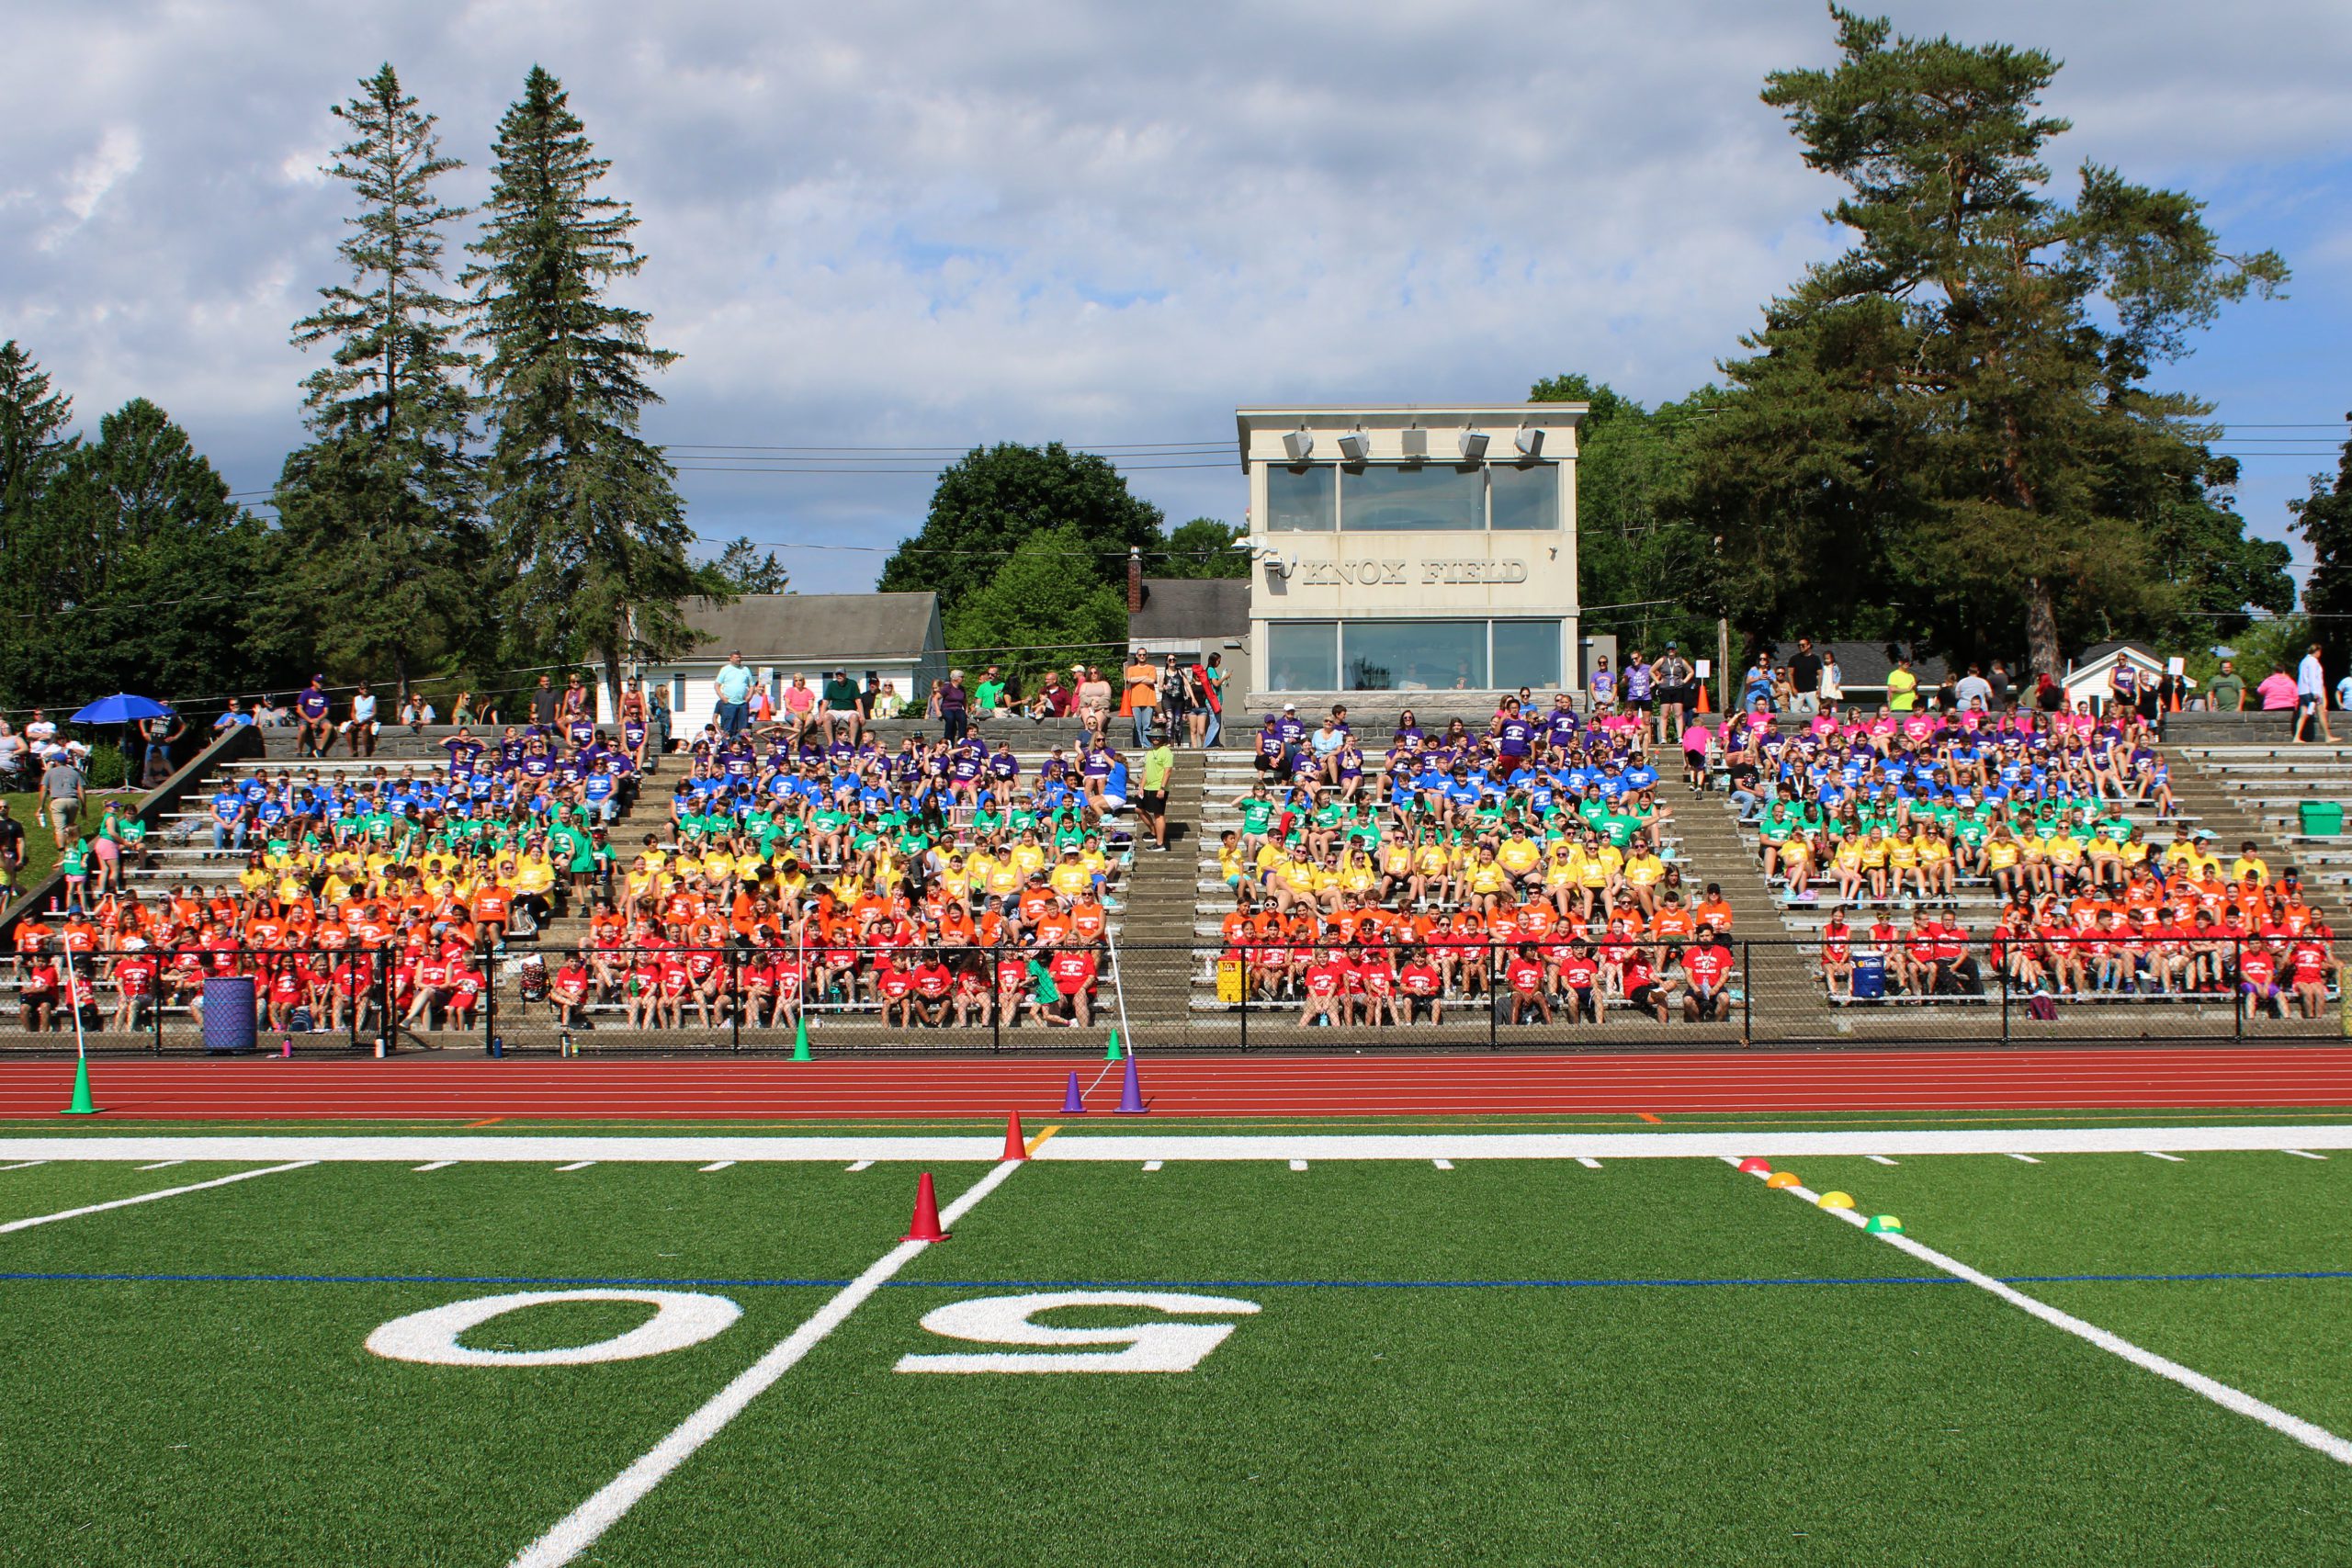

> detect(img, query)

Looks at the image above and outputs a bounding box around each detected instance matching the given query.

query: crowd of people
[6,667,1150,1036]
[1210,693,1742,1025]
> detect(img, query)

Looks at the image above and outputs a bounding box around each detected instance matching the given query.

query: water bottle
[560,1029,574,1058]
[489,1035,503,1059]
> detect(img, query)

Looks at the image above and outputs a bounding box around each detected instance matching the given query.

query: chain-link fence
[6,934,2343,1055]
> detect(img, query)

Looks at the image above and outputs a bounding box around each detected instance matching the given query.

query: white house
[2062,641,2178,711]
[602,593,947,736]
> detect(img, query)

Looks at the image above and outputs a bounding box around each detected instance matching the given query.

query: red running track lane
[7,1049,2352,1119]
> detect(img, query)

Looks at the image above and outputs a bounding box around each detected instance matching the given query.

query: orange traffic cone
[1695,682,1711,715]
[1001,1111,1029,1163]
[902,1171,951,1242]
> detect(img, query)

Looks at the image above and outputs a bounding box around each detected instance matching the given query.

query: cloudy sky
[6,0,2350,596]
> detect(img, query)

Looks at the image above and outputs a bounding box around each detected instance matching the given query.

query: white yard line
[845,1159,875,1173]
[0,1160,44,1171]
[1575,1156,1602,1169]
[1288,1159,1309,1172]
[0,1161,316,1236]
[2143,1152,2186,1163]
[1141,1160,1162,1172]
[554,1161,595,1173]
[507,1159,1024,1568]
[1431,1158,1453,1170]
[2284,1149,2328,1160]
[1747,1168,2352,1470]
[413,1161,456,1172]
[699,1161,735,1173]
[0,1126,2350,1166]
[1866,1156,1900,1167]
[134,1160,185,1171]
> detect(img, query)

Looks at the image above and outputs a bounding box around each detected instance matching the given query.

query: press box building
[1233,404,1585,705]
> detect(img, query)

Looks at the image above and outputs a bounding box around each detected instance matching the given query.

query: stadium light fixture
[1282,427,1315,464]
[1515,424,1546,460]
[1458,427,1488,464]
[1337,425,1372,465]
[1399,422,1427,467]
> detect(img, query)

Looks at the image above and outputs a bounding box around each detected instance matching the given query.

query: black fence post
[1487,942,1500,1051]
[2233,937,2245,1042]
[729,947,741,1054]
[1740,940,1752,1049]
[1238,944,1250,1053]
[1999,945,2010,1046]
[991,942,1002,1055]
[483,944,497,1055]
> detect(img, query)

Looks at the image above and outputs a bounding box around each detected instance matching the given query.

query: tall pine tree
[1683,8,2287,673]
[465,66,697,709]
[0,343,79,706]
[272,64,484,692]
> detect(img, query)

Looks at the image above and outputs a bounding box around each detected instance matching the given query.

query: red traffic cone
[1736,1156,1771,1175]
[902,1171,951,1243]
[1001,1111,1029,1163]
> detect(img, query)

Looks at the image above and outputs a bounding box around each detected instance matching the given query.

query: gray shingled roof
[1131,578,1250,643]
[677,593,941,660]
[1770,640,1952,686]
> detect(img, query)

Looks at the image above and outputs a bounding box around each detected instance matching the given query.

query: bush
[83,743,128,790]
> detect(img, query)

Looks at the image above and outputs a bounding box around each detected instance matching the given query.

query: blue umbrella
[70,693,173,725]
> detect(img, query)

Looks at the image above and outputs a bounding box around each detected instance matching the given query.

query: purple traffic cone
[1061,1069,1088,1115]
[1114,1050,1148,1115]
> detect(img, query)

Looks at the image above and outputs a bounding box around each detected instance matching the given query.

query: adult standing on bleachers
[1124,649,1159,749]
[40,748,85,852]
[712,651,753,740]
[939,669,969,742]
[1785,638,1822,717]
[1884,655,1919,713]
[138,705,186,786]
[529,674,560,732]
[2206,659,2246,712]
[2296,643,2335,744]
[1655,644,1693,745]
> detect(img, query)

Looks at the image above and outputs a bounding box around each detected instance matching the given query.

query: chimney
[1127,546,1144,615]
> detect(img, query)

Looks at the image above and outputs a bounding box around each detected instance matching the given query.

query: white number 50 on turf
[895,1292,1260,1374]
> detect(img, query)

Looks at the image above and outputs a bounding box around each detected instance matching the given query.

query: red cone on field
[1736,1156,1772,1175]
[902,1171,951,1242]
[1001,1111,1029,1162]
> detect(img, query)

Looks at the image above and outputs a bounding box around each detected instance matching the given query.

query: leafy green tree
[1155,517,1250,579]
[1684,7,2287,673]
[0,343,80,707]
[271,64,485,691]
[944,525,1129,683]
[1529,373,1718,657]
[700,536,791,595]
[18,400,298,704]
[2290,423,2352,672]
[878,443,1164,621]
[465,66,698,705]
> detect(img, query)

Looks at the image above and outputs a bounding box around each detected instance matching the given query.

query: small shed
[605,593,945,734]
[2063,641,2174,712]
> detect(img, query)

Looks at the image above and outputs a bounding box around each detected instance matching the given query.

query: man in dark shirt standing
[1786,638,1823,717]
[528,674,560,732]
[0,800,23,899]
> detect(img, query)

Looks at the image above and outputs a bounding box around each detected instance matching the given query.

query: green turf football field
[1,1139,2347,1566]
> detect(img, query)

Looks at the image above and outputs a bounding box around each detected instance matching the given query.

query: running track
[6,1048,2352,1119]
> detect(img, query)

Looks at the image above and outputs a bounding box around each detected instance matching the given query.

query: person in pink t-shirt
[2256,667,2301,711]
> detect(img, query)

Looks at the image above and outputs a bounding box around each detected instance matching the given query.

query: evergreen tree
[1683,8,2287,673]
[699,536,791,595]
[21,400,299,704]
[272,64,484,691]
[0,343,79,707]
[465,66,696,705]
[2290,421,2352,672]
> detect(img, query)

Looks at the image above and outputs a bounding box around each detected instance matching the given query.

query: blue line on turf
[4,1268,2352,1291]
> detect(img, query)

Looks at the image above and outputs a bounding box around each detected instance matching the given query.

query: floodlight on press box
[1400,425,1427,466]
[1337,427,1372,464]
[1458,428,1489,464]
[1515,425,1545,459]
[1282,428,1315,463]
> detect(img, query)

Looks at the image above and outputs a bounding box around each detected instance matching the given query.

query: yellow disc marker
[1817,1190,1856,1210]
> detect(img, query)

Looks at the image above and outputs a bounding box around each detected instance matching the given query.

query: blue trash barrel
[202,977,258,1054]
[1852,953,1886,1000]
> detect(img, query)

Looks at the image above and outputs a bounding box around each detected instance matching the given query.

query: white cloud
[0,0,2346,590]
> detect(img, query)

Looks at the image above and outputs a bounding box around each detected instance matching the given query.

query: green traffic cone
[61,1055,100,1117]
[791,1015,812,1063]
[1104,1028,1123,1064]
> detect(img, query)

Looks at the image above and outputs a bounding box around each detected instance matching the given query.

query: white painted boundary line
[507,1158,1024,1568]
[1748,1167,2352,1469]
[4,1126,2352,1165]
[0,1161,317,1236]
